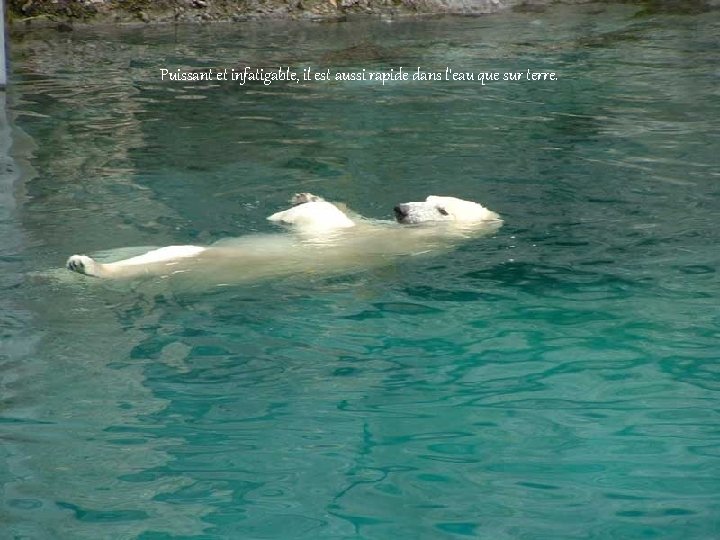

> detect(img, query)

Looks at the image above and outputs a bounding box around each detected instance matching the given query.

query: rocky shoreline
[6,0,717,28]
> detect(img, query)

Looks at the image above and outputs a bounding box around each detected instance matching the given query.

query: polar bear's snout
[393,200,449,224]
[394,204,409,221]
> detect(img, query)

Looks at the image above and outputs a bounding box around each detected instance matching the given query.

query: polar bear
[65,193,500,283]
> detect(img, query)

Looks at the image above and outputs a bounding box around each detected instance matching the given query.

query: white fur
[427,195,500,222]
[111,245,207,266]
[267,201,355,232]
[66,195,500,282]
[394,195,500,225]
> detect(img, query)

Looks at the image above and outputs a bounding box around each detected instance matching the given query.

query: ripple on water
[4,7,720,540]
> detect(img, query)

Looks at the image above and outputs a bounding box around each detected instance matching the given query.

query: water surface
[2,5,719,539]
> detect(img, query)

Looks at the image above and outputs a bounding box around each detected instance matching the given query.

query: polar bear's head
[267,194,355,233]
[394,196,500,225]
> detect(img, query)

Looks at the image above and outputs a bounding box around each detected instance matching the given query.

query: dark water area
[1,5,719,539]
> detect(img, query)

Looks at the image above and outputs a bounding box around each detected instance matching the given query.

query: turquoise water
[2,4,720,539]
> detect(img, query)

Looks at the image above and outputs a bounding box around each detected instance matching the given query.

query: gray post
[0,0,6,88]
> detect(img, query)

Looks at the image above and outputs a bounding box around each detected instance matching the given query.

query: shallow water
[2,5,720,539]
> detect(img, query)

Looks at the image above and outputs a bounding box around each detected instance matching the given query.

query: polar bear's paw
[66,255,100,277]
[291,193,325,206]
